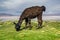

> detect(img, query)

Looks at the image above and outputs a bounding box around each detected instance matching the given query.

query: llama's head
[41,6,46,12]
[13,22,20,31]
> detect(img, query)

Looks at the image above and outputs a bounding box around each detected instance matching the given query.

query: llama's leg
[37,15,43,29]
[28,19,32,30]
[24,18,29,29]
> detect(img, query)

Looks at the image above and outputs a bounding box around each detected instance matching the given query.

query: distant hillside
[0,13,14,16]
[0,13,60,16]
[43,14,60,16]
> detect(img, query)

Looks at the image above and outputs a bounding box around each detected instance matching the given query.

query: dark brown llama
[14,6,46,31]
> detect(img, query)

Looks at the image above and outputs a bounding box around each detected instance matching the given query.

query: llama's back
[21,6,42,19]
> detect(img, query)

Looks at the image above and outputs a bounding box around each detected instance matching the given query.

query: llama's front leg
[23,18,29,29]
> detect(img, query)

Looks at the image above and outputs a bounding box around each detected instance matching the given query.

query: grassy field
[0,21,60,40]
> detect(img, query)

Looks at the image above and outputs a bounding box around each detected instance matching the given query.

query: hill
[43,14,60,16]
[0,13,13,16]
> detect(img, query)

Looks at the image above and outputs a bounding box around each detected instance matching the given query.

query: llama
[14,6,46,31]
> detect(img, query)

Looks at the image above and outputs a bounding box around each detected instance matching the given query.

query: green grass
[0,21,60,40]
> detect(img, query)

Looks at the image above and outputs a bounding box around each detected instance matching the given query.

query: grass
[0,21,60,40]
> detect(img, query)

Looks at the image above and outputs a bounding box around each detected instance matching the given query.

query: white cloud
[28,0,48,3]
[1,0,26,9]
[1,0,49,9]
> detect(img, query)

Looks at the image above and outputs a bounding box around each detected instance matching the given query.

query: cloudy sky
[0,0,60,15]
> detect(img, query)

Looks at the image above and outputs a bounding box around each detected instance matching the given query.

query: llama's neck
[17,17,23,25]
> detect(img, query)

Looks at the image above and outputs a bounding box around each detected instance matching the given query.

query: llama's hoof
[36,26,42,29]
[29,28,32,30]
[16,29,22,31]
[29,27,32,30]
[36,27,40,29]
[16,29,20,31]
[22,27,28,30]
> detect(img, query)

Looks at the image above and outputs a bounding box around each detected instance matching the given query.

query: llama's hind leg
[37,16,43,29]
[37,19,42,29]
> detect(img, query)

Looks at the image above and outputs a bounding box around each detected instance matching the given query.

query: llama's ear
[13,22,16,25]
[41,6,46,12]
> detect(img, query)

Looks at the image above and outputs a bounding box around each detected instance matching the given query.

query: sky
[0,0,60,15]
